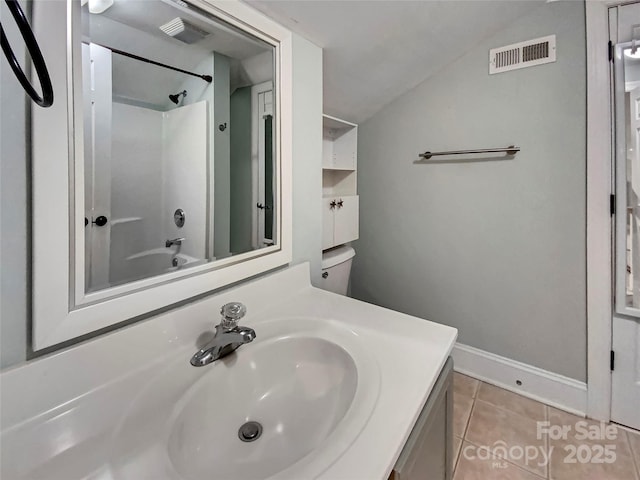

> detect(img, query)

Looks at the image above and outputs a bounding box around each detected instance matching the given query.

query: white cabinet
[322,114,358,251]
[322,195,359,250]
[323,115,357,170]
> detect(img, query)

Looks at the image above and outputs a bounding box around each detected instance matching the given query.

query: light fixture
[88,0,114,14]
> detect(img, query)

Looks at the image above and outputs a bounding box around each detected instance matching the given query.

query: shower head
[169,90,187,104]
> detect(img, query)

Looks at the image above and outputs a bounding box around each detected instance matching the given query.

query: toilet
[320,245,356,295]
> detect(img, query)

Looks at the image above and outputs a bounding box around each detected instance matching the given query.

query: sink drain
[238,421,263,442]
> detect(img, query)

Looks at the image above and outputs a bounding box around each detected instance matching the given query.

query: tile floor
[452,372,640,480]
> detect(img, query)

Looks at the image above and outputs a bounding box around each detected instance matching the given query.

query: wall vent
[160,17,210,44]
[489,35,556,75]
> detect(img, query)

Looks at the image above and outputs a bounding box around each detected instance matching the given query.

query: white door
[611,316,640,430]
[611,50,640,430]
[82,43,112,291]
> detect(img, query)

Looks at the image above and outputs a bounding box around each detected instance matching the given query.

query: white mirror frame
[32,0,293,350]
[613,41,640,318]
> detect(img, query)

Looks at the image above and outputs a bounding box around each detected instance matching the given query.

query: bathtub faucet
[190,302,256,367]
[165,237,185,248]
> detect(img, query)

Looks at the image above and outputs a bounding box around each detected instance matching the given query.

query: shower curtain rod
[86,42,213,83]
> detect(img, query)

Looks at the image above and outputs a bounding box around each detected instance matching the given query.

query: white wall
[291,34,323,286]
[109,103,164,284]
[162,101,208,260]
[352,1,587,381]
[172,55,216,257]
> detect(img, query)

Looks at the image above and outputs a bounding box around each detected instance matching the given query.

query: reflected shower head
[169,90,187,104]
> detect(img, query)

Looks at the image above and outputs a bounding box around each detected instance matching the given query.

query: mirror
[80,0,276,293]
[615,42,640,315]
[31,0,292,350]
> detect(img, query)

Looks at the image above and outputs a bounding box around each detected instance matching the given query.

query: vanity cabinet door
[393,357,453,480]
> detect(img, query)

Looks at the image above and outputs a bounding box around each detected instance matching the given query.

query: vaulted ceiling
[245,0,545,123]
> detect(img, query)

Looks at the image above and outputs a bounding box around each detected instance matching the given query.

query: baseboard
[452,343,587,416]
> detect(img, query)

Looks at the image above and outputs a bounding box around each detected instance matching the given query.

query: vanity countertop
[0,263,457,480]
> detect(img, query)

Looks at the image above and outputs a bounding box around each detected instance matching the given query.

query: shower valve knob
[337,199,344,208]
[330,200,337,209]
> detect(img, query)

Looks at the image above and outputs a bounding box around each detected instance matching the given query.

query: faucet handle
[220,302,246,330]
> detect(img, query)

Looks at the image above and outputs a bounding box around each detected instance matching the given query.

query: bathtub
[109,248,204,287]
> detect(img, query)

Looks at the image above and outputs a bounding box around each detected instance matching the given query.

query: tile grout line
[544,405,550,480]
[453,387,477,475]
[465,379,550,479]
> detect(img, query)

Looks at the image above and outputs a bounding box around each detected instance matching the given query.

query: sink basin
[109,318,380,480]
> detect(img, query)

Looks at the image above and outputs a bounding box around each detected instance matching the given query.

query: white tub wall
[352,1,587,382]
[110,103,164,281]
[171,54,217,258]
[161,101,209,261]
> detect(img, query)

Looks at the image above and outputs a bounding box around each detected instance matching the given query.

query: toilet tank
[320,246,356,295]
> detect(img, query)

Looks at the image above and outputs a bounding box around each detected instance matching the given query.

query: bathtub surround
[353,0,586,383]
[169,54,217,257]
[108,101,208,287]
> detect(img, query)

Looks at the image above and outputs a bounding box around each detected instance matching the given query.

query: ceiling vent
[160,17,210,44]
[489,35,556,75]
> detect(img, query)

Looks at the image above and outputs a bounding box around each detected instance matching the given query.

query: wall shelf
[322,114,359,251]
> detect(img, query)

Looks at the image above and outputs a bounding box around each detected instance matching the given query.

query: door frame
[585,0,640,422]
[585,0,615,422]
[250,81,274,248]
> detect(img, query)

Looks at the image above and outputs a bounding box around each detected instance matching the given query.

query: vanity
[0,264,457,479]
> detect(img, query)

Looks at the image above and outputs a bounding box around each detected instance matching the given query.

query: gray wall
[230,87,253,254]
[213,53,231,260]
[0,31,322,369]
[0,0,30,369]
[352,1,587,381]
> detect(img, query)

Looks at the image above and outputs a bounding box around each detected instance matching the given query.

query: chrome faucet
[190,302,256,367]
[166,237,185,248]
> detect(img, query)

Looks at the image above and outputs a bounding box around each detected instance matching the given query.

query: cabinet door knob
[330,200,337,210]
[337,199,344,208]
